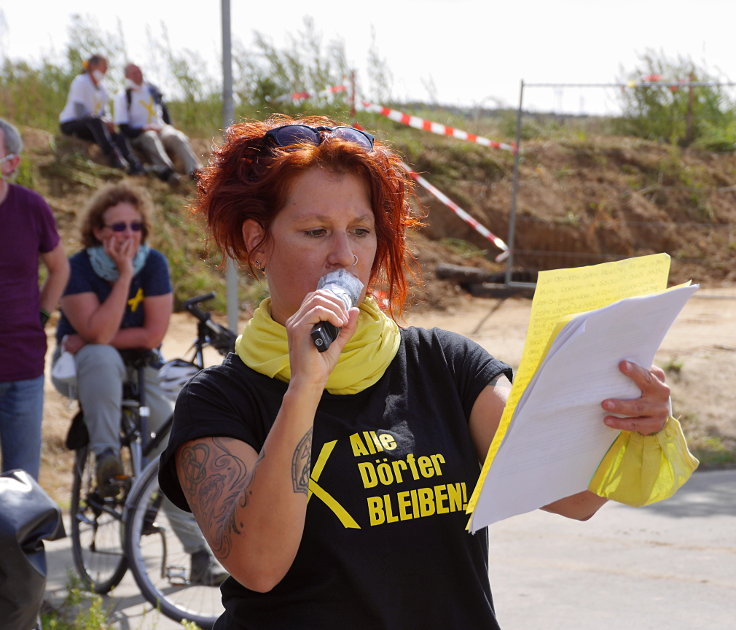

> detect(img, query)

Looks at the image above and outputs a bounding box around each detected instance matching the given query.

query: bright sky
[1,0,735,115]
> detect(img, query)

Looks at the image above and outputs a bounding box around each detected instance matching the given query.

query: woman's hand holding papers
[601,361,670,435]
[538,362,670,520]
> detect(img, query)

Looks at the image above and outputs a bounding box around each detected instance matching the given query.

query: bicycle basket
[159,359,201,402]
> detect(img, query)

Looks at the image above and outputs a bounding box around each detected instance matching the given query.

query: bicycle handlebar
[182,293,237,355]
[183,292,217,322]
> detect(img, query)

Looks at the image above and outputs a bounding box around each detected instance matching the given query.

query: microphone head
[317,269,364,309]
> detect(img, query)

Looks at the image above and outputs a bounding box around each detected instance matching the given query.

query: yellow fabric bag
[589,416,699,507]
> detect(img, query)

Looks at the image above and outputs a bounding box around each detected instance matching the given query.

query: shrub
[615,50,736,150]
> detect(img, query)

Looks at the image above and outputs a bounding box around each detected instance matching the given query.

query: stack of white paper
[468,283,699,531]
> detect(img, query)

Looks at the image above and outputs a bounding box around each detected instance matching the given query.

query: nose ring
[352,254,358,266]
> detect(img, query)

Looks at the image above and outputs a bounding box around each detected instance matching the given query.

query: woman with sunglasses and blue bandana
[52,182,174,491]
[52,181,230,584]
[158,115,672,630]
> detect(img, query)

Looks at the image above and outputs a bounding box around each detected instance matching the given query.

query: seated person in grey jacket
[114,63,202,183]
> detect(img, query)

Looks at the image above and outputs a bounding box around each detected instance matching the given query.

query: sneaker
[141,504,161,535]
[95,450,123,497]
[127,161,145,176]
[109,154,129,170]
[149,165,173,182]
[190,549,228,586]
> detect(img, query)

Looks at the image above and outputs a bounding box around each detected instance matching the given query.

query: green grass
[42,572,206,629]
[691,436,736,469]
[677,410,736,470]
[440,237,490,259]
[41,573,113,630]
[661,357,685,375]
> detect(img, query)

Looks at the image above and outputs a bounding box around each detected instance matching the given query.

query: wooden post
[685,71,696,146]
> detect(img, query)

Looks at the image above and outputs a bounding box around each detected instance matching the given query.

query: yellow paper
[466,253,672,517]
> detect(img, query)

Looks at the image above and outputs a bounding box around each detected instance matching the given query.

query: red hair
[195,114,422,317]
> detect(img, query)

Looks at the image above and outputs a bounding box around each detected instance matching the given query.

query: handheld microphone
[310,269,364,352]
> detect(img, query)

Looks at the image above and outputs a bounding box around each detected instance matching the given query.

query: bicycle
[68,348,166,594]
[122,293,236,628]
[67,293,236,627]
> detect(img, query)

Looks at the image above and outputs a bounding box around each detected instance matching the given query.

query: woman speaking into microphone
[158,115,672,629]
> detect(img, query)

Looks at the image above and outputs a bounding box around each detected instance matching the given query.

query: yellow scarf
[235,295,401,395]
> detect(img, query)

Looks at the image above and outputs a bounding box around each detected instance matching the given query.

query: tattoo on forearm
[291,428,312,495]
[178,438,255,559]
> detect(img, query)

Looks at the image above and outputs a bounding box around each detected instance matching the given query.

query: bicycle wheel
[125,459,224,628]
[70,444,131,593]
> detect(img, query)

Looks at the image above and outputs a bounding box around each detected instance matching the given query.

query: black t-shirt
[160,327,512,630]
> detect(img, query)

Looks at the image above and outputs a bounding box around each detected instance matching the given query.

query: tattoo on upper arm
[291,427,312,495]
[177,438,255,559]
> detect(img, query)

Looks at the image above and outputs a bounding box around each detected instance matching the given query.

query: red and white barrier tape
[274,84,347,103]
[272,88,515,152]
[399,161,509,261]
[360,101,516,153]
[626,75,706,91]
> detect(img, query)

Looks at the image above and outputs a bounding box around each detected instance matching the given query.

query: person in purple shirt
[0,118,69,480]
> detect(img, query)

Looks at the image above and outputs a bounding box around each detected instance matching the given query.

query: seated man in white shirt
[114,63,202,184]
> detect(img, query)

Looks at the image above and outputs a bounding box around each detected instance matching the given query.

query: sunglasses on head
[265,124,375,152]
[104,221,144,232]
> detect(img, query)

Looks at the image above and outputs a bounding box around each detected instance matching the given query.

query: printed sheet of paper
[466,253,696,531]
